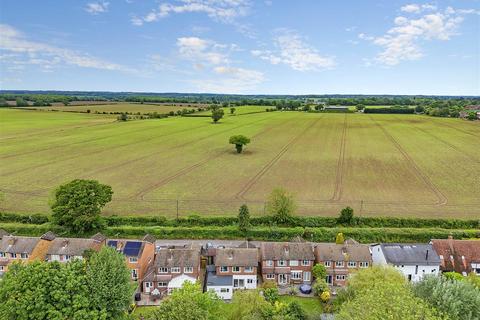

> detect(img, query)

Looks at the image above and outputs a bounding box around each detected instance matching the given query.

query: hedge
[364,108,414,114]
[1,223,478,243]
[2,212,478,230]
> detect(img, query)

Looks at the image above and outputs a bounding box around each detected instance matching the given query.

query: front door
[145,282,152,293]
[278,274,288,285]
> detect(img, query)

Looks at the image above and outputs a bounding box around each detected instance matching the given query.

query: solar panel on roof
[107,240,117,248]
[124,241,142,256]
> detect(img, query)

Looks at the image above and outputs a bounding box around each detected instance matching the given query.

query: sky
[0,0,479,95]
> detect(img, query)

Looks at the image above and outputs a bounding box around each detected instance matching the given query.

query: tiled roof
[215,247,258,267]
[47,238,100,256]
[431,239,480,274]
[154,246,201,268]
[90,233,107,243]
[0,236,40,254]
[40,231,56,241]
[315,243,372,262]
[379,243,440,266]
[260,242,314,261]
[0,229,9,240]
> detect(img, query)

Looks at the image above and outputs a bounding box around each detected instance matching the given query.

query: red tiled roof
[431,239,480,274]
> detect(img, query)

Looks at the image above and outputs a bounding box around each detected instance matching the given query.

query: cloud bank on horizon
[0,1,478,95]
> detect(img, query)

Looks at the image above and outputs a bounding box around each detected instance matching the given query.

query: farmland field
[0,108,479,218]
[25,103,201,114]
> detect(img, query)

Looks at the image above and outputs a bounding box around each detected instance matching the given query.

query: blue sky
[0,0,479,95]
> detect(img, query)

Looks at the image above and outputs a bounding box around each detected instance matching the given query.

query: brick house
[108,235,155,282]
[314,242,372,286]
[142,244,202,296]
[260,242,315,286]
[431,237,480,276]
[0,235,41,275]
[46,236,103,262]
[206,246,259,300]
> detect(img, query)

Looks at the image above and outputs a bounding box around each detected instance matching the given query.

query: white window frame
[266,274,275,280]
[301,260,310,266]
[347,261,356,268]
[0,252,4,258]
[335,275,346,281]
[303,271,311,282]
[247,278,254,284]
[171,267,180,273]
[131,269,138,279]
[20,253,28,259]
[129,257,138,263]
[291,271,302,280]
[244,266,253,273]
[184,266,193,273]
[158,282,168,287]
[289,260,299,267]
[232,266,240,273]
[10,253,16,258]
[278,260,287,267]
[360,262,369,268]
[335,261,344,267]
[324,261,331,267]
[233,278,245,288]
[220,288,229,293]
[158,267,168,273]
[266,260,273,267]
[220,266,228,273]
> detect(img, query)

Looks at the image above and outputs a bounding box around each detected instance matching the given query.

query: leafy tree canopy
[229,135,251,153]
[266,188,296,224]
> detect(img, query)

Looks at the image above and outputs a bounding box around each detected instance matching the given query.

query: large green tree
[86,246,134,319]
[238,204,251,233]
[51,179,113,233]
[148,282,220,320]
[229,135,251,153]
[266,188,296,224]
[211,109,224,123]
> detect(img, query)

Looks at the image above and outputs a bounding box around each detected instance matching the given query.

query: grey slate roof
[380,243,440,266]
[0,236,40,254]
[47,238,99,256]
[206,265,233,286]
[215,248,258,267]
[155,246,201,268]
[260,242,314,261]
[41,231,56,241]
[315,243,372,262]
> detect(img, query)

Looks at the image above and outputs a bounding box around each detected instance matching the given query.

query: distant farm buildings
[459,105,480,119]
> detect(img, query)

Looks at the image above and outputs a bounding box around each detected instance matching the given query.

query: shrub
[312,279,329,296]
[338,207,354,225]
[264,287,279,304]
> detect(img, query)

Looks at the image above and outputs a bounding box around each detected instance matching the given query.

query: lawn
[1,108,479,218]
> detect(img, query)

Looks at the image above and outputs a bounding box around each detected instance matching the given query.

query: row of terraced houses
[0,229,479,303]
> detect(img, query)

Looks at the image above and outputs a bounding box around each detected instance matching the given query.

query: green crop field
[1,108,479,218]
[25,103,200,114]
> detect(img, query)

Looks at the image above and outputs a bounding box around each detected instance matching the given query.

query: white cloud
[85,1,109,15]
[0,24,132,72]
[251,30,335,71]
[401,3,437,14]
[361,6,475,65]
[132,0,250,26]
[176,36,233,65]
[192,65,264,93]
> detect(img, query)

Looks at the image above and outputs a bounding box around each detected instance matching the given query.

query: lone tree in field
[266,188,296,224]
[51,179,113,233]
[238,204,251,233]
[212,108,224,123]
[229,135,251,153]
[356,104,365,111]
[230,107,236,114]
[338,206,354,225]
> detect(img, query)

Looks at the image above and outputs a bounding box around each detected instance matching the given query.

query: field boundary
[369,116,448,206]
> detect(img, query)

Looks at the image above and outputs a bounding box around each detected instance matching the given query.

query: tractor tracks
[134,115,301,200]
[369,116,448,206]
[235,116,323,200]
[330,114,348,201]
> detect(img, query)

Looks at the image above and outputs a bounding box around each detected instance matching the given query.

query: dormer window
[245,266,253,272]
[171,267,180,273]
[278,260,287,267]
[335,261,344,267]
[158,267,168,273]
[324,261,331,267]
[301,260,310,266]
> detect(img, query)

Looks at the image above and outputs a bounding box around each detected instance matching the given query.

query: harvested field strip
[331,114,348,201]
[369,116,448,206]
[235,116,323,200]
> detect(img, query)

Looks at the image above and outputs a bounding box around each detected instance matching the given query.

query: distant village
[1,229,478,306]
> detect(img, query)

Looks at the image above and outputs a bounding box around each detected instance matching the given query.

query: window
[21,253,28,259]
[158,282,168,287]
[233,266,240,272]
[336,275,346,281]
[301,260,310,266]
[64,255,71,261]
[0,266,4,271]
[131,269,138,280]
[245,266,253,272]
[0,252,5,258]
[220,266,228,273]
[278,260,287,267]
[431,269,436,273]
[159,267,168,273]
[129,257,138,263]
[290,260,298,266]
[303,271,311,282]
[266,274,275,280]
[234,279,245,288]
[220,288,230,293]
[335,261,344,267]
[359,262,369,268]
[247,279,254,284]
[10,253,16,258]
[171,267,180,273]
[347,261,356,268]
[439,255,444,260]
[184,267,193,273]
[266,260,273,267]
[291,271,302,280]
[324,261,331,267]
